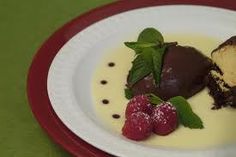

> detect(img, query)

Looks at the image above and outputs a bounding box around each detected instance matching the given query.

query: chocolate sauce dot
[100,80,107,85]
[102,99,109,104]
[108,62,115,67]
[112,114,120,119]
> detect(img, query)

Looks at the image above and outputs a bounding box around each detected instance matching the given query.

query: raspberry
[151,102,178,136]
[125,95,153,118]
[122,112,153,141]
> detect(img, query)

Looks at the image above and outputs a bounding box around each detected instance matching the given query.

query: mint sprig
[169,96,204,129]
[138,27,164,44]
[152,46,166,85]
[125,28,166,87]
[149,94,204,129]
[147,93,163,105]
[124,42,157,54]
[128,48,153,86]
[124,88,133,100]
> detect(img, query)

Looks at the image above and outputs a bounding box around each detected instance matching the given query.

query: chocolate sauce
[108,62,115,67]
[100,80,107,85]
[112,114,120,119]
[127,45,212,100]
[102,99,109,104]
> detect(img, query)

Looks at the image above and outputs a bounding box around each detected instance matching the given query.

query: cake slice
[208,36,236,109]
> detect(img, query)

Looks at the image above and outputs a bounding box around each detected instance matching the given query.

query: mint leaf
[125,28,167,87]
[147,93,163,105]
[148,94,204,129]
[138,28,164,45]
[128,48,154,86]
[124,42,157,54]
[125,88,133,100]
[169,96,204,129]
[152,46,167,86]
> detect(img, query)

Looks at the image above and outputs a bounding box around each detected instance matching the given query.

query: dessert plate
[27,1,236,157]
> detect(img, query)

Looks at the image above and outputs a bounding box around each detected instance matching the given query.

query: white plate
[47,5,236,157]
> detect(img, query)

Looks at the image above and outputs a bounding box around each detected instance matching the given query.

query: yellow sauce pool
[92,34,236,149]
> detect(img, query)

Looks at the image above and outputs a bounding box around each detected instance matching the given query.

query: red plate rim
[27,0,236,156]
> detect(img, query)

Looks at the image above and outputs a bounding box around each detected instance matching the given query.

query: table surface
[0,0,113,156]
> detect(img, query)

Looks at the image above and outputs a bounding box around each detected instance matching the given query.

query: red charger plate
[27,0,236,156]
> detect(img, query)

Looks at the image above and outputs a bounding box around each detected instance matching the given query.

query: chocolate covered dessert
[207,36,236,109]
[127,44,212,100]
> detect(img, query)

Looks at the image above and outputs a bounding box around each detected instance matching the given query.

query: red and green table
[0,1,113,156]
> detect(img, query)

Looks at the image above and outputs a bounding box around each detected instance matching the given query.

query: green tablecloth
[0,0,113,156]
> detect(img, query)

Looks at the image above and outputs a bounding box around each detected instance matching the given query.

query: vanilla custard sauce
[92,34,236,149]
